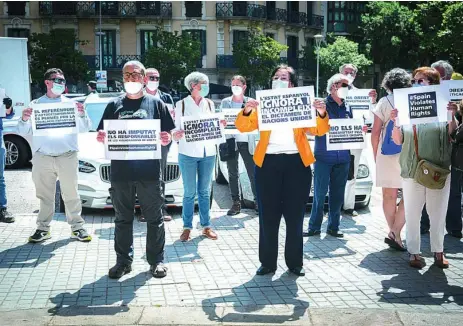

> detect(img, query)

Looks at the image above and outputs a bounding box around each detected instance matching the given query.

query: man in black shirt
[97,61,175,279]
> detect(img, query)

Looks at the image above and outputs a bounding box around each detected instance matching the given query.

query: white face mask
[345,74,355,85]
[146,81,159,92]
[272,79,289,89]
[124,82,143,95]
[231,86,243,96]
[337,87,349,99]
[51,83,65,96]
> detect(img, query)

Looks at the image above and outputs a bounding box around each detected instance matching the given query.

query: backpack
[381,96,402,156]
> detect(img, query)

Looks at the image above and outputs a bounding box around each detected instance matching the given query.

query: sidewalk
[0,197,463,325]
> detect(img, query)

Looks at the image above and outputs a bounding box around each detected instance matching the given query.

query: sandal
[384,232,406,251]
[409,254,424,269]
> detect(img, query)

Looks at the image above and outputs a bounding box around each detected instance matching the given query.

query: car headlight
[79,160,96,173]
[357,164,369,179]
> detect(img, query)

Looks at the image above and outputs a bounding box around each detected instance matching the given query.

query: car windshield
[85,102,108,132]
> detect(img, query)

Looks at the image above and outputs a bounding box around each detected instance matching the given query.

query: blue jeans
[178,154,216,229]
[0,138,6,208]
[309,160,350,232]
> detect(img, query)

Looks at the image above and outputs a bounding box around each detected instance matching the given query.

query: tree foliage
[143,28,201,90]
[29,29,90,85]
[232,27,287,90]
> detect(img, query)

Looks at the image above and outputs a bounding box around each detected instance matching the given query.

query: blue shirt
[0,107,15,131]
[314,95,352,164]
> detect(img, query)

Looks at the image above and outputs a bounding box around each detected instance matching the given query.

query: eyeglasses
[148,76,160,81]
[412,79,426,85]
[48,78,66,85]
[123,72,144,80]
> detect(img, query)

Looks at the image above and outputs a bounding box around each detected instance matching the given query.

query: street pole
[99,1,102,71]
[314,34,323,98]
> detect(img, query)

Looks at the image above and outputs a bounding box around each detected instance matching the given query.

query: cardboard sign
[255,86,316,131]
[31,101,78,136]
[345,89,371,111]
[181,113,224,144]
[393,85,449,125]
[442,80,463,102]
[104,119,161,160]
[326,119,366,151]
[222,108,257,135]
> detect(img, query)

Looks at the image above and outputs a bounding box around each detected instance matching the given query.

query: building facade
[0,1,326,90]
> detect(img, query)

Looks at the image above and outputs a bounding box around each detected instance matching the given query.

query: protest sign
[0,88,5,118]
[31,101,78,136]
[393,85,449,125]
[222,109,257,135]
[104,119,161,160]
[442,80,463,102]
[181,113,224,144]
[345,89,373,123]
[255,86,316,131]
[326,119,366,151]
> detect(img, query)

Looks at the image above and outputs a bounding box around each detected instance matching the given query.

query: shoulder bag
[381,97,402,155]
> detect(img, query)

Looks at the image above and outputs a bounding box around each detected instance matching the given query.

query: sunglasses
[148,76,160,81]
[412,79,426,85]
[337,82,349,88]
[123,72,144,80]
[48,78,66,85]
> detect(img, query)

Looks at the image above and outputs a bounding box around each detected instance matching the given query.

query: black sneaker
[71,229,92,242]
[28,229,51,243]
[108,263,132,279]
[0,208,14,223]
[150,263,168,278]
[303,230,321,237]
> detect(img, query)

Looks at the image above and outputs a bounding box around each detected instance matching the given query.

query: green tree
[232,27,287,91]
[142,28,201,90]
[29,29,90,86]
[440,2,463,72]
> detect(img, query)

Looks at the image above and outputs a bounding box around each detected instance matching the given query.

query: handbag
[381,97,402,155]
[412,125,450,189]
[219,138,237,162]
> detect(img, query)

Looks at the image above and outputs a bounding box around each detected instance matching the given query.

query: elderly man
[421,60,462,238]
[18,68,92,242]
[144,68,175,222]
[0,96,15,223]
[339,63,377,217]
[97,61,175,279]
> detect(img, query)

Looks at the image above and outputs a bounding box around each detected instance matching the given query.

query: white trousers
[343,149,362,210]
[402,176,451,254]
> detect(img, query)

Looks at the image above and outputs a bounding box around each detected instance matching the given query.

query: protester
[172,72,226,242]
[219,75,257,215]
[392,66,458,269]
[236,64,329,276]
[87,81,98,94]
[339,63,377,217]
[371,68,411,251]
[306,74,367,239]
[0,97,15,223]
[18,68,92,243]
[420,61,462,238]
[145,68,175,222]
[96,61,175,279]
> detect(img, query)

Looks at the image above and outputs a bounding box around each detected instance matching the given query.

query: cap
[88,81,97,87]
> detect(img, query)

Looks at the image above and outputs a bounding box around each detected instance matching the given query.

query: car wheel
[4,136,29,169]
[216,163,228,185]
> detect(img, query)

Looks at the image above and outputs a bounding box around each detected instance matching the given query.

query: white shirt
[174,95,217,158]
[17,95,92,156]
[266,128,299,154]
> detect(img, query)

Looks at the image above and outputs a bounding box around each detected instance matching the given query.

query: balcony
[39,1,172,18]
[84,55,142,70]
[217,55,312,71]
[287,11,308,26]
[216,2,266,20]
[267,8,287,23]
[308,14,324,29]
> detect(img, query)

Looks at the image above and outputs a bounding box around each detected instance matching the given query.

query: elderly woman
[306,74,366,238]
[371,68,411,251]
[172,72,223,242]
[236,64,329,276]
[392,67,458,269]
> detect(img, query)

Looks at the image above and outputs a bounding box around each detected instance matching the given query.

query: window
[266,1,276,20]
[52,1,76,15]
[96,2,119,15]
[266,33,275,40]
[328,1,365,32]
[101,30,117,68]
[7,28,29,38]
[233,30,248,49]
[137,1,161,15]
[184,29,206,68]
[287,1,299,23]
[140,31,156,56]
[306,1,313,16]
[233,1,247,16]
[6,1,26,16]
[287,35,299,64]
[185,1,202,18]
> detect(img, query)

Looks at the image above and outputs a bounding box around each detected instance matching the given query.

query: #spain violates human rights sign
[255,86,316,131]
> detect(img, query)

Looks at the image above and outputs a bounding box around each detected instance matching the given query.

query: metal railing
[308,14,324,29]
[217,55,314,71]
[84,55,142,70]
[287,11,308,26]
[216,2,266,20]
[267,8,287,23]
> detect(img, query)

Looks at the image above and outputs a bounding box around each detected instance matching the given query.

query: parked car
[3,117,32,168]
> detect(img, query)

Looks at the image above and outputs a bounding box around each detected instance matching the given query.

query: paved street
[1,143,463,325]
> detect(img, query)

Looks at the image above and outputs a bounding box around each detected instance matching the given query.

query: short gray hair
[326,73,346,94]
[381,68,412,92]
[184,72,209,91]
[123,60,146,75]
[431,60,454,79]
[339,63,358,74]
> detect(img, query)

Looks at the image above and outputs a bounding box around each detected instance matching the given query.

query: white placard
[0,88,5,118]
[222,108,258,135]
[104,119,161,160]
[181,113,224,144]
[393,85,449,125]
[255,86,316,131]
[326,119,366,151]
[345,89,371,111]
[31,101,78,136]
[442,80,463,102]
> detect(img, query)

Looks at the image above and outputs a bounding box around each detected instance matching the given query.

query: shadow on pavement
[211,213,256,231]
[202,275,309,323]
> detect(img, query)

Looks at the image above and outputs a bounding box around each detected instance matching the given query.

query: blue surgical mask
[199,84,209,97]
[412,83,422,88]
[51,83,65,95]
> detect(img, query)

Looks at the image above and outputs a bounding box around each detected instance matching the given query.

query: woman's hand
[313,99,327,117]
[172,130,185,141]
[448,101,458,118]
[362,125,368,133]
[220,119,227,127]
[243,99,259,114]
[96,130,106,143]
[390,108,398,122]
[160,132,172,146]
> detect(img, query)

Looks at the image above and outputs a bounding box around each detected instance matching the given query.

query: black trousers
[160,142,171,210]
[255,154,312,270]
[110,179,165,266]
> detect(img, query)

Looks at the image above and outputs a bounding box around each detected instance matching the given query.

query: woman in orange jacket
[235,64,330,276]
